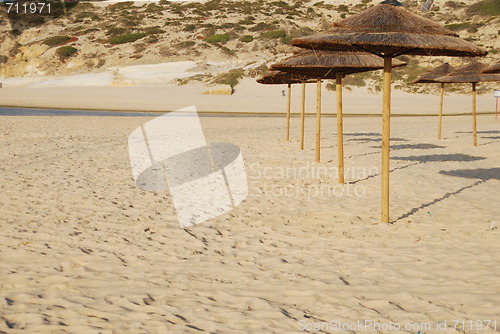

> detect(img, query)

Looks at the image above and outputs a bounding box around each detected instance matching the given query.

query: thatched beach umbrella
[482,62,500,74]
[435,61,500,146]
[257,71,315,143]
[291,0,487,223]
[483,62,500,119]
[411,63,455,139]
[271,50,406,183]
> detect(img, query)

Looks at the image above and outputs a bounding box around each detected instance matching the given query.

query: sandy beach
[0,112,499,333]
[1,0,499,330]
[0,79,497,115]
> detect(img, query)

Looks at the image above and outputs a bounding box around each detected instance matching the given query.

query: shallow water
[0,107,286,117]
[0,107,161,117]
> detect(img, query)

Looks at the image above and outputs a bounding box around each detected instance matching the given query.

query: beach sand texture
[0,115,499,333]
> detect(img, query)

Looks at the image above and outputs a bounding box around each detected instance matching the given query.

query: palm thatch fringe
[291,3,488,57]
[271,50,406,79]
[435,62,500,83]
[481,62,500,74]
[256,71,316,85]
[411,63,455,84]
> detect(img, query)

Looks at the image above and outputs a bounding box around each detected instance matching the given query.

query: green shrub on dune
[337,4,349,12]
[205,34,229,43]
[109,1,134,10]
[239,35,253,43]
[261,30,286,39]
[56,46,78,58]
[144,26,165,34]
[43,36,71,47]
[213,68,244,87]
[176,41,196,49]
[108,33,146,44]
[445,22,472,31]
[467,0,500,16]
[445,22,484,33]
[106,27,127,36]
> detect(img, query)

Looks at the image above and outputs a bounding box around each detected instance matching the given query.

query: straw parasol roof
[411,63,456,140]
[434,61,500,147]
[411,63,455,84]
[257,70,315,145]
[269,50,406,171]
[256,70,316,84]
[481,62,500,74]
[271,50,407,78]
[289,0,487,224]
[434,62,500,83]
[291,1,488,57]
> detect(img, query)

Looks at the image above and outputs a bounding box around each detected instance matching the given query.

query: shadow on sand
[370,143,446,150]
[452,130,500,146]
[479,136,500,147]
[439,167,500,181]
[455,130,500,134]
[350,154,486,185]
[391,154,486,163]
[344,132,381,137]
[392,167,499,223]
[347,137,409,143]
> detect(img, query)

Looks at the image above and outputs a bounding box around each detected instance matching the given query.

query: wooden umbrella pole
[316,79,321,162]
[496,97,498,121]
[301,82,306,150]
[286,83,291,142]
[472,82,477,146]
[336,73,345,184]
[382,56,392,224]
[438,83,444,140]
